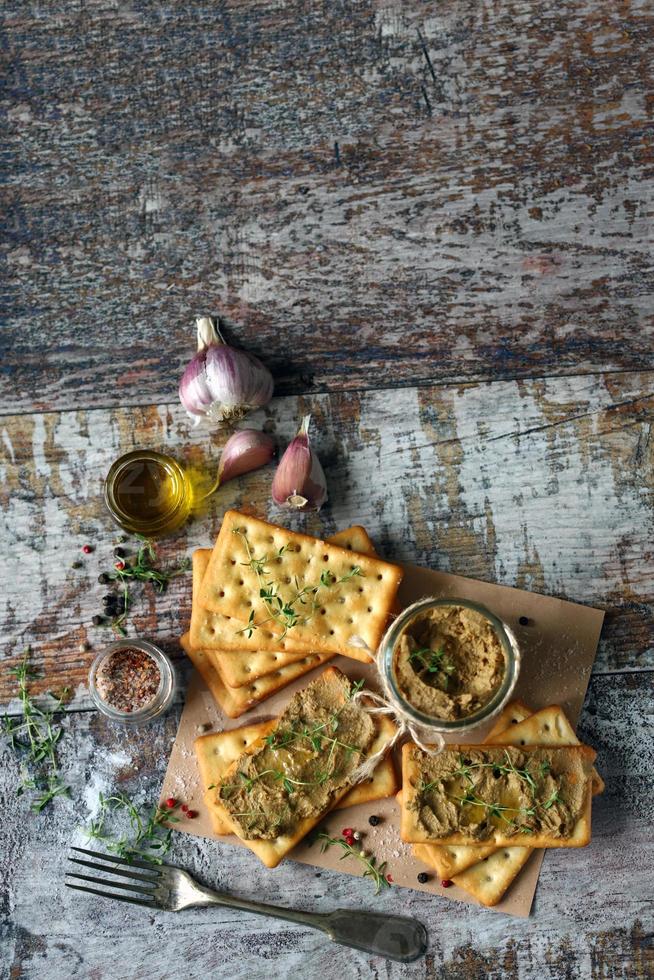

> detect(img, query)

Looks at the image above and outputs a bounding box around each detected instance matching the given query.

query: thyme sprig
[233,529,363,640]
[101,536,191,636]
[315,832,391,895]
[2,649,70,812]
[84,792,180,863]
[409,645,456,687]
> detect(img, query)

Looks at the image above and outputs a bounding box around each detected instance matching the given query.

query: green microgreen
[409,645,456,688]
[83,792,180,863]
[232,529,363,639]
[315,833,391,895]
[2,648,70,812]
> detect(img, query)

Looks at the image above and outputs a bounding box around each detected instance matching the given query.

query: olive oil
[104,450,192,537]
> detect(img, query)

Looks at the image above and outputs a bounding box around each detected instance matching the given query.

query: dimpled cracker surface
[195,721,398,835]
[198,511,402,658]
[179,632,334,718]
[190,525,377,660]
[453,846,534,907]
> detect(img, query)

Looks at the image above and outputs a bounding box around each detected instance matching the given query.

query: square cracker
[179,632,334,718]
[190,525,378,663]
[197,510,403,659]
[401,742,596,848]
[409,700,534,880]
[195,721,398,835]
[452,846,534,906]
[417,704,602,903]
[195,527,379,684]
[208,667,397,867]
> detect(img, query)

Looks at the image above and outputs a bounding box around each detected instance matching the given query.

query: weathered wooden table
[2,2,652,977]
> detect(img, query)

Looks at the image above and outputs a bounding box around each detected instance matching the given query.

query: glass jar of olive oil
[104,450,193,537]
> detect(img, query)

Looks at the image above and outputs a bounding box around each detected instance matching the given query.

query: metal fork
[65,847,427,963]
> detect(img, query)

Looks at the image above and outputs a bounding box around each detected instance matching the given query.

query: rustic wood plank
[2,371,652,705]
[2,0,653,413]
[1,670,651,978]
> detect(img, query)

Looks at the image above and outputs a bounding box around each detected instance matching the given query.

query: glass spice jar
[89,639,176,725]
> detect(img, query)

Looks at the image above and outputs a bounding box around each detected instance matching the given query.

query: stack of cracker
[404,702,604,905]
[180,510,403,718]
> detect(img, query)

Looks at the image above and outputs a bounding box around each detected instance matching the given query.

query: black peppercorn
[113,547,126,559]
[519,616,529,626]
[92,615,105,626]
[417,872,429,884]
[71,560,83,570]
[102,594,115,606]
[368,815,380,826]
[98,573,111,584]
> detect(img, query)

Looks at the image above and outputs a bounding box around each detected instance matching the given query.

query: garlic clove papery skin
[179,316,274,426]
[217,429,276,486]
[271,415,328,511]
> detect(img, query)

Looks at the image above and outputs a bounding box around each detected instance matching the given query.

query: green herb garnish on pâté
[409,645,456,688]
[221,681,367,803]
[419,749,561,829]
[99,535,191,636]
[84,792,181,863]
[2,648,70,812]
[232,529,364,640]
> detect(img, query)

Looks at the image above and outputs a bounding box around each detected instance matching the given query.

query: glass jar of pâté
[379,597,520,736]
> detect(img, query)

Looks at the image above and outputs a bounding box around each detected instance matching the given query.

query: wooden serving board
[161,561,604,917]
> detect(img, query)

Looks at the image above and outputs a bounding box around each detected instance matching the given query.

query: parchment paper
[161,562,604,917]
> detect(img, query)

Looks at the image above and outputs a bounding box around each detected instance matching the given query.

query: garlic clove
[271,415,328,511]
[179,316,274,426]
[217,429,276,486]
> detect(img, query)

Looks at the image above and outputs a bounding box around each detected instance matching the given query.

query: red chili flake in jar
[95,647,161,713]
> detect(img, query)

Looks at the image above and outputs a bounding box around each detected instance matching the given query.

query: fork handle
[188,887,427,963]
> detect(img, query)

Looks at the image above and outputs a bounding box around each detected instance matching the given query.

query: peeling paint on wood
[2,372,652,703]
[2,0,653,412]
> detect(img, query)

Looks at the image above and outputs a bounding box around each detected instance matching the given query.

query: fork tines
[65,846,161,908]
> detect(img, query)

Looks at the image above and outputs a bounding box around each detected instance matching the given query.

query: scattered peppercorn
[102,594,116,606]
[342,827,353,837]
[82,544,94,554]
[181,804,189,813]
[368,815,380,826]
[386,873,394,883]
[92,615,105,626]
[98,573,111,584]
[417,872,429,884]
[519,616,529,626]
[441,879,453,888]
[114,547,126,559]
[186,810,198,819]
[165,797,177,809]
[71,560,83,570]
